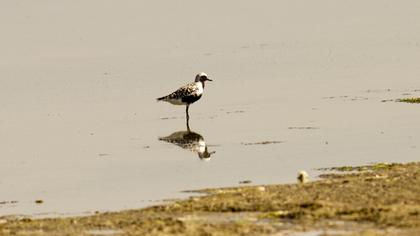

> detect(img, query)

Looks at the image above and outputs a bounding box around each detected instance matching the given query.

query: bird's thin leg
[186,105,190,120]
[186,105,190,131]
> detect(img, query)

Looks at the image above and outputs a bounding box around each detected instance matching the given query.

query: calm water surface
[1,1,420,216]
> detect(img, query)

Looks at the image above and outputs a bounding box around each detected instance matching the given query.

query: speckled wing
[165,82,199,99]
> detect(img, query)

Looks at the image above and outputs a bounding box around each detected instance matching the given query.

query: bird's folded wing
[167,83,198,99]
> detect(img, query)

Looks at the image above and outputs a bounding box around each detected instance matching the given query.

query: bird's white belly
[167,98,186,105]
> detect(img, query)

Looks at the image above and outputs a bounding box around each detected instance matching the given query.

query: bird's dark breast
[182,94,202,104]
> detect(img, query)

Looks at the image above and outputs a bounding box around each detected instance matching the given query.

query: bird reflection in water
[159,130,215,161]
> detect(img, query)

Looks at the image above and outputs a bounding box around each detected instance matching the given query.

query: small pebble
[35,200,44,204]
[297,170,309,183]
[257,186,265,192]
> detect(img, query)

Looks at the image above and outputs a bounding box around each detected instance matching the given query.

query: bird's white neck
[195,81,204,95]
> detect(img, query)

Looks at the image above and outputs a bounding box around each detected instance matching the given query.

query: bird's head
[195,72,212,83]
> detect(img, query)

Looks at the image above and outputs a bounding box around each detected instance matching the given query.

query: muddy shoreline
[1,162,419,235]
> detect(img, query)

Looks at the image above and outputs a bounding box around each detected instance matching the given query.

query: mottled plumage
[157,72,212,130]
[157,81,203,105]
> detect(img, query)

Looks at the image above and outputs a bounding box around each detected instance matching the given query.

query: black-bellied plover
[157,72,212,129]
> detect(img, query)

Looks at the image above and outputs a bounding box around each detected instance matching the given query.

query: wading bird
[157,72,212,130]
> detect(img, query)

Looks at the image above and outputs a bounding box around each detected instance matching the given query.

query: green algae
[318,162,398,172]
[397,98,420,103]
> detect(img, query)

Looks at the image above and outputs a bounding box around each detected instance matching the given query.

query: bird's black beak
[206,78,213,81]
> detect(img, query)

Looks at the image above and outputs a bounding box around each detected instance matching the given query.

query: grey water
[1,0,420,216]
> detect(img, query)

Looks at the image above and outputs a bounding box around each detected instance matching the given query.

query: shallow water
[1,0,420,216]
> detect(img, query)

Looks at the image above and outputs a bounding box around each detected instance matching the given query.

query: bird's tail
[156,96,166,102]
